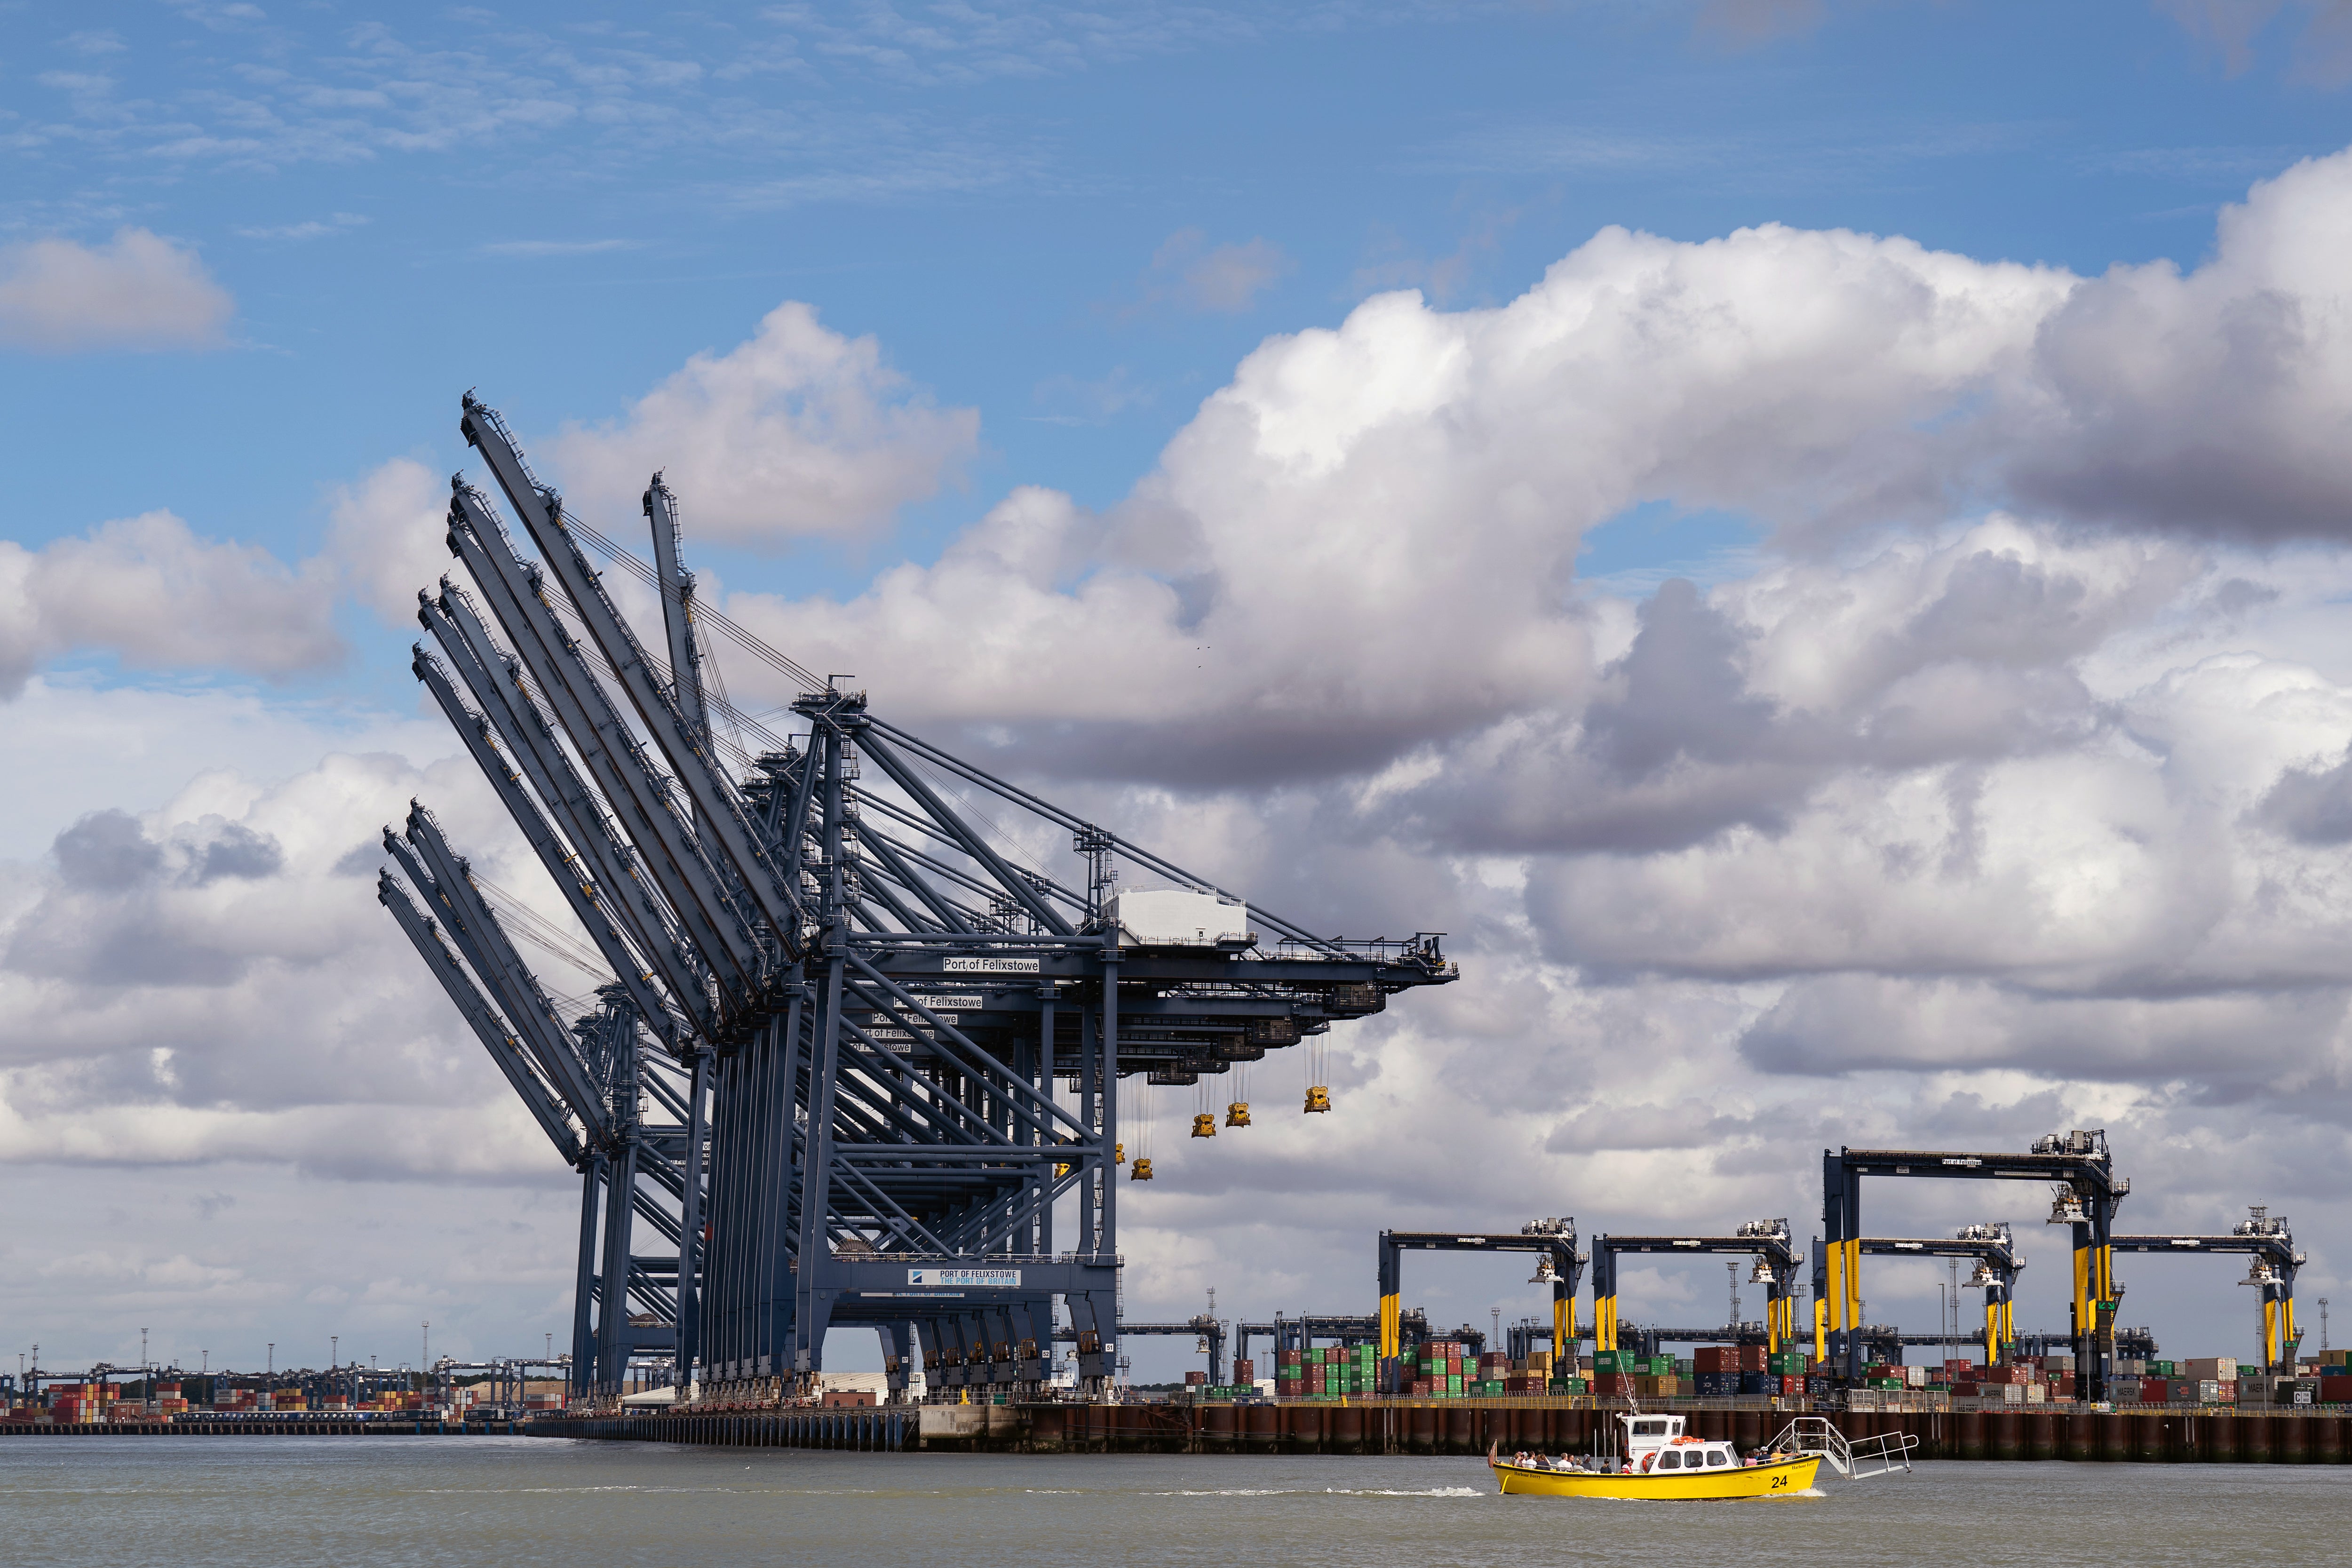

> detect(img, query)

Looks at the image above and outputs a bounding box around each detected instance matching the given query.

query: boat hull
[1491,1455,1822,1499]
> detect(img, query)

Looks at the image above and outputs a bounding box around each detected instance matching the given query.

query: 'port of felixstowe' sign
[943,956,1042,973]
[908,1268,1022,1288]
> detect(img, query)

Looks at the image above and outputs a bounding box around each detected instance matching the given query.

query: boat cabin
[1618,1413,1741,1474]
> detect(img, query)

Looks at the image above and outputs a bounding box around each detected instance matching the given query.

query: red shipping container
[1694,1347,1736,1374]
[1736,1345,1769,1373]
[2319,1376,2352,1403]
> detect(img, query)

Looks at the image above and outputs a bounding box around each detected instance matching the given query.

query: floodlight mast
[377,395,1458,1402]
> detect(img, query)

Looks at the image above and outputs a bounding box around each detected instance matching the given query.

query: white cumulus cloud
[540,301,980,547]
[0,229,235,351]
[0,513,345,699]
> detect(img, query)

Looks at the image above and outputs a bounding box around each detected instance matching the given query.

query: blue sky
[15,3,2352,1378]
[9,1,2347,589]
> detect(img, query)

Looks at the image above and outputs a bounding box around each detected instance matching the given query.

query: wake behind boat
[1489,1412,1914,1500]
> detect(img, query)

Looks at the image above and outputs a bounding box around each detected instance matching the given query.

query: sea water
[2,1437,2345,1566]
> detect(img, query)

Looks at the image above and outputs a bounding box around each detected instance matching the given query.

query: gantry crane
[1806,1223,2023,1367]
[1098,1317,1230,1385]
[1591,1220,1801,1356]
[1376,1219,1582,1364]
[1237,1311,1444,1376]
[378,395,1457,1405]
[2111,1207,2304,1375]
[1826,1133,2129,1397]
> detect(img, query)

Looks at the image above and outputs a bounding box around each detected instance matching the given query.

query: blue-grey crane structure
[378,394,1458,1405]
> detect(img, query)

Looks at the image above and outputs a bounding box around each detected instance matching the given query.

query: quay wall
[9,1402,2346,1464]
[535,1401,2352,1462]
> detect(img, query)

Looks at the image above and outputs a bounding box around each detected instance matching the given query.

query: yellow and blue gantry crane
[1376,1220,1582,1365]
[1825,1133,2131,1399]
[1590,1220,1802,1357]
[2110,1207,2304,1375]
[1808,1223,2024,1367]
[379,394,1457,1404]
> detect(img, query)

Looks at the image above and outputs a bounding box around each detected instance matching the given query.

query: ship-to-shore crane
[379,395,1457,1402]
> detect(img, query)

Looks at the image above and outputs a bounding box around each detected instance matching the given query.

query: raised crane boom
[381,392,1459,1402]
[460,397,805,961]
[377,872,582,1165]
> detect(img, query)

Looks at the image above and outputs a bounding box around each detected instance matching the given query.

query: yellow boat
[1488,1412,1825,1500]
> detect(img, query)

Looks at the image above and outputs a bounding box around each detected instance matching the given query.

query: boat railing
[1765,1415,1919,1480]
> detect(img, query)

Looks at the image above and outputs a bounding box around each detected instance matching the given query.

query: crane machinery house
[1109,889,1252,949]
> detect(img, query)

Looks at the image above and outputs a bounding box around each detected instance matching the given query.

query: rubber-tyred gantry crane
[2111,1207,2303,1375]
[1825,1132,2129,1398]
[379,395,1457,1404]
[1375,1219,1582,1367]
[1808,1224,2024,1367]
[1591,1220,1801,1356]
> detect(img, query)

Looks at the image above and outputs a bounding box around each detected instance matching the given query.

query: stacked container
[48,1384,104,1425]
[1278,1343,1376,1399]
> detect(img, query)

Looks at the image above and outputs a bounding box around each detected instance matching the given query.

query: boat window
[1707,1451,1729,1467]
[1657,1451,1681,1470]
[1632,1420,1667,1435]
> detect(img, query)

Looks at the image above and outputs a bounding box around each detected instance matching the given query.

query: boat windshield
[1629,1420,1671,1437]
